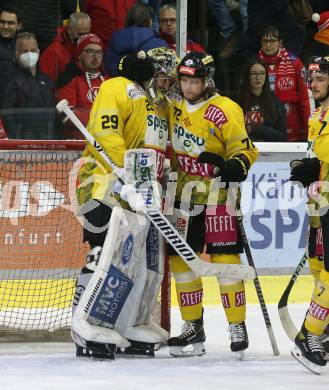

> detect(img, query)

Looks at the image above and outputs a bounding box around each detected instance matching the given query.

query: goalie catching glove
[290,157,321,188]
[197,151,250,182]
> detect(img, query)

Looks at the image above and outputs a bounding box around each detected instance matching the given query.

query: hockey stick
[278,252,308,341]
[56,100,255,280]
[236,212,280,356]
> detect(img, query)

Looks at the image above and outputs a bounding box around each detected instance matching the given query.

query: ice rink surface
[0,304,327,390]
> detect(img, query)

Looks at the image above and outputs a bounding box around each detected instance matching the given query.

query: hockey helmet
[178,51,215,79]
[308,56,329,75]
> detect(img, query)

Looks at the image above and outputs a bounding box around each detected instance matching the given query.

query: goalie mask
[145,47,180,105]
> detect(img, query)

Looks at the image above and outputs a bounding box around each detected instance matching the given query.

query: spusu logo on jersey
[172,123,205,154]
[146,114,168,148]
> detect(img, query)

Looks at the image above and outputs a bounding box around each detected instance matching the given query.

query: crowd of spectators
[0,0,327,141]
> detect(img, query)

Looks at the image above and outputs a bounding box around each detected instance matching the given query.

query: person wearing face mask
[1,32,56,139]
[39,12,91,86]
[57,33,109,138]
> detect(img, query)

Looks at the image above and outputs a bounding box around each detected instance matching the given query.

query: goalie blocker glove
[290,157,321,188]
[197,151,250,182]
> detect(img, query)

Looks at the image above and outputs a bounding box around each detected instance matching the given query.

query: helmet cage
[145,47,179,105]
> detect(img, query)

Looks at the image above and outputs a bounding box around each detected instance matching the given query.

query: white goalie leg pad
[71,254,129,349]
[120,148,169,344]
[72,316,130,349]
[123,224,168,344]
[72,272,93,316]
[123,322,169,344]
[72,207,151,347]
[134,224,165,325]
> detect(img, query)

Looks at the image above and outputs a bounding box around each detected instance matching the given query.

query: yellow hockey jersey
[308,106,329,225]
[77,77,168,206]
[168,94,258,204]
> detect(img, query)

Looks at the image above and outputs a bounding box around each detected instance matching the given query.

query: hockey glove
[118,51,155,84]
[197,151,250,182]
[290,157,321,188]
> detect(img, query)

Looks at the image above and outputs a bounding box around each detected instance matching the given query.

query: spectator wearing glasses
[245,0,304,56]
[57,33,108,138]
[39,12,91,86]
[0,7,22,106]
[159,4,205,53]
[238,57,287,142]
[257,26,310,142]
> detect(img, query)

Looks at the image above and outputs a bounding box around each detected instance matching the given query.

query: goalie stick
[236,211,280,356]
[278,252,308,341]
[56,99,255,280]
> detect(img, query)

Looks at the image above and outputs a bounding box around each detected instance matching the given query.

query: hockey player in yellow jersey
[290,56,329,374]
[72,48,179,359]
[166,51,258,358]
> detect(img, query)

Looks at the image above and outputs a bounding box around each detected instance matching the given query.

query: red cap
[76,34,103,57]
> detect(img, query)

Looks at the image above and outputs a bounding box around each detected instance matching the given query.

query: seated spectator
[0,7,23,106]
[238,57,287,142]
[1,32,56,139]
[85,0,136,47]
[57,33,108,139]
[104,2,167,76]
[159,4,205,53]
[39,12,91,86]
[257,26,310,142]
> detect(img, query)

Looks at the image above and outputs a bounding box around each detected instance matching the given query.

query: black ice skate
[167,318,206,357]
[291,326,327,375]
[76,341,116,360]
[228,322,249,360]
